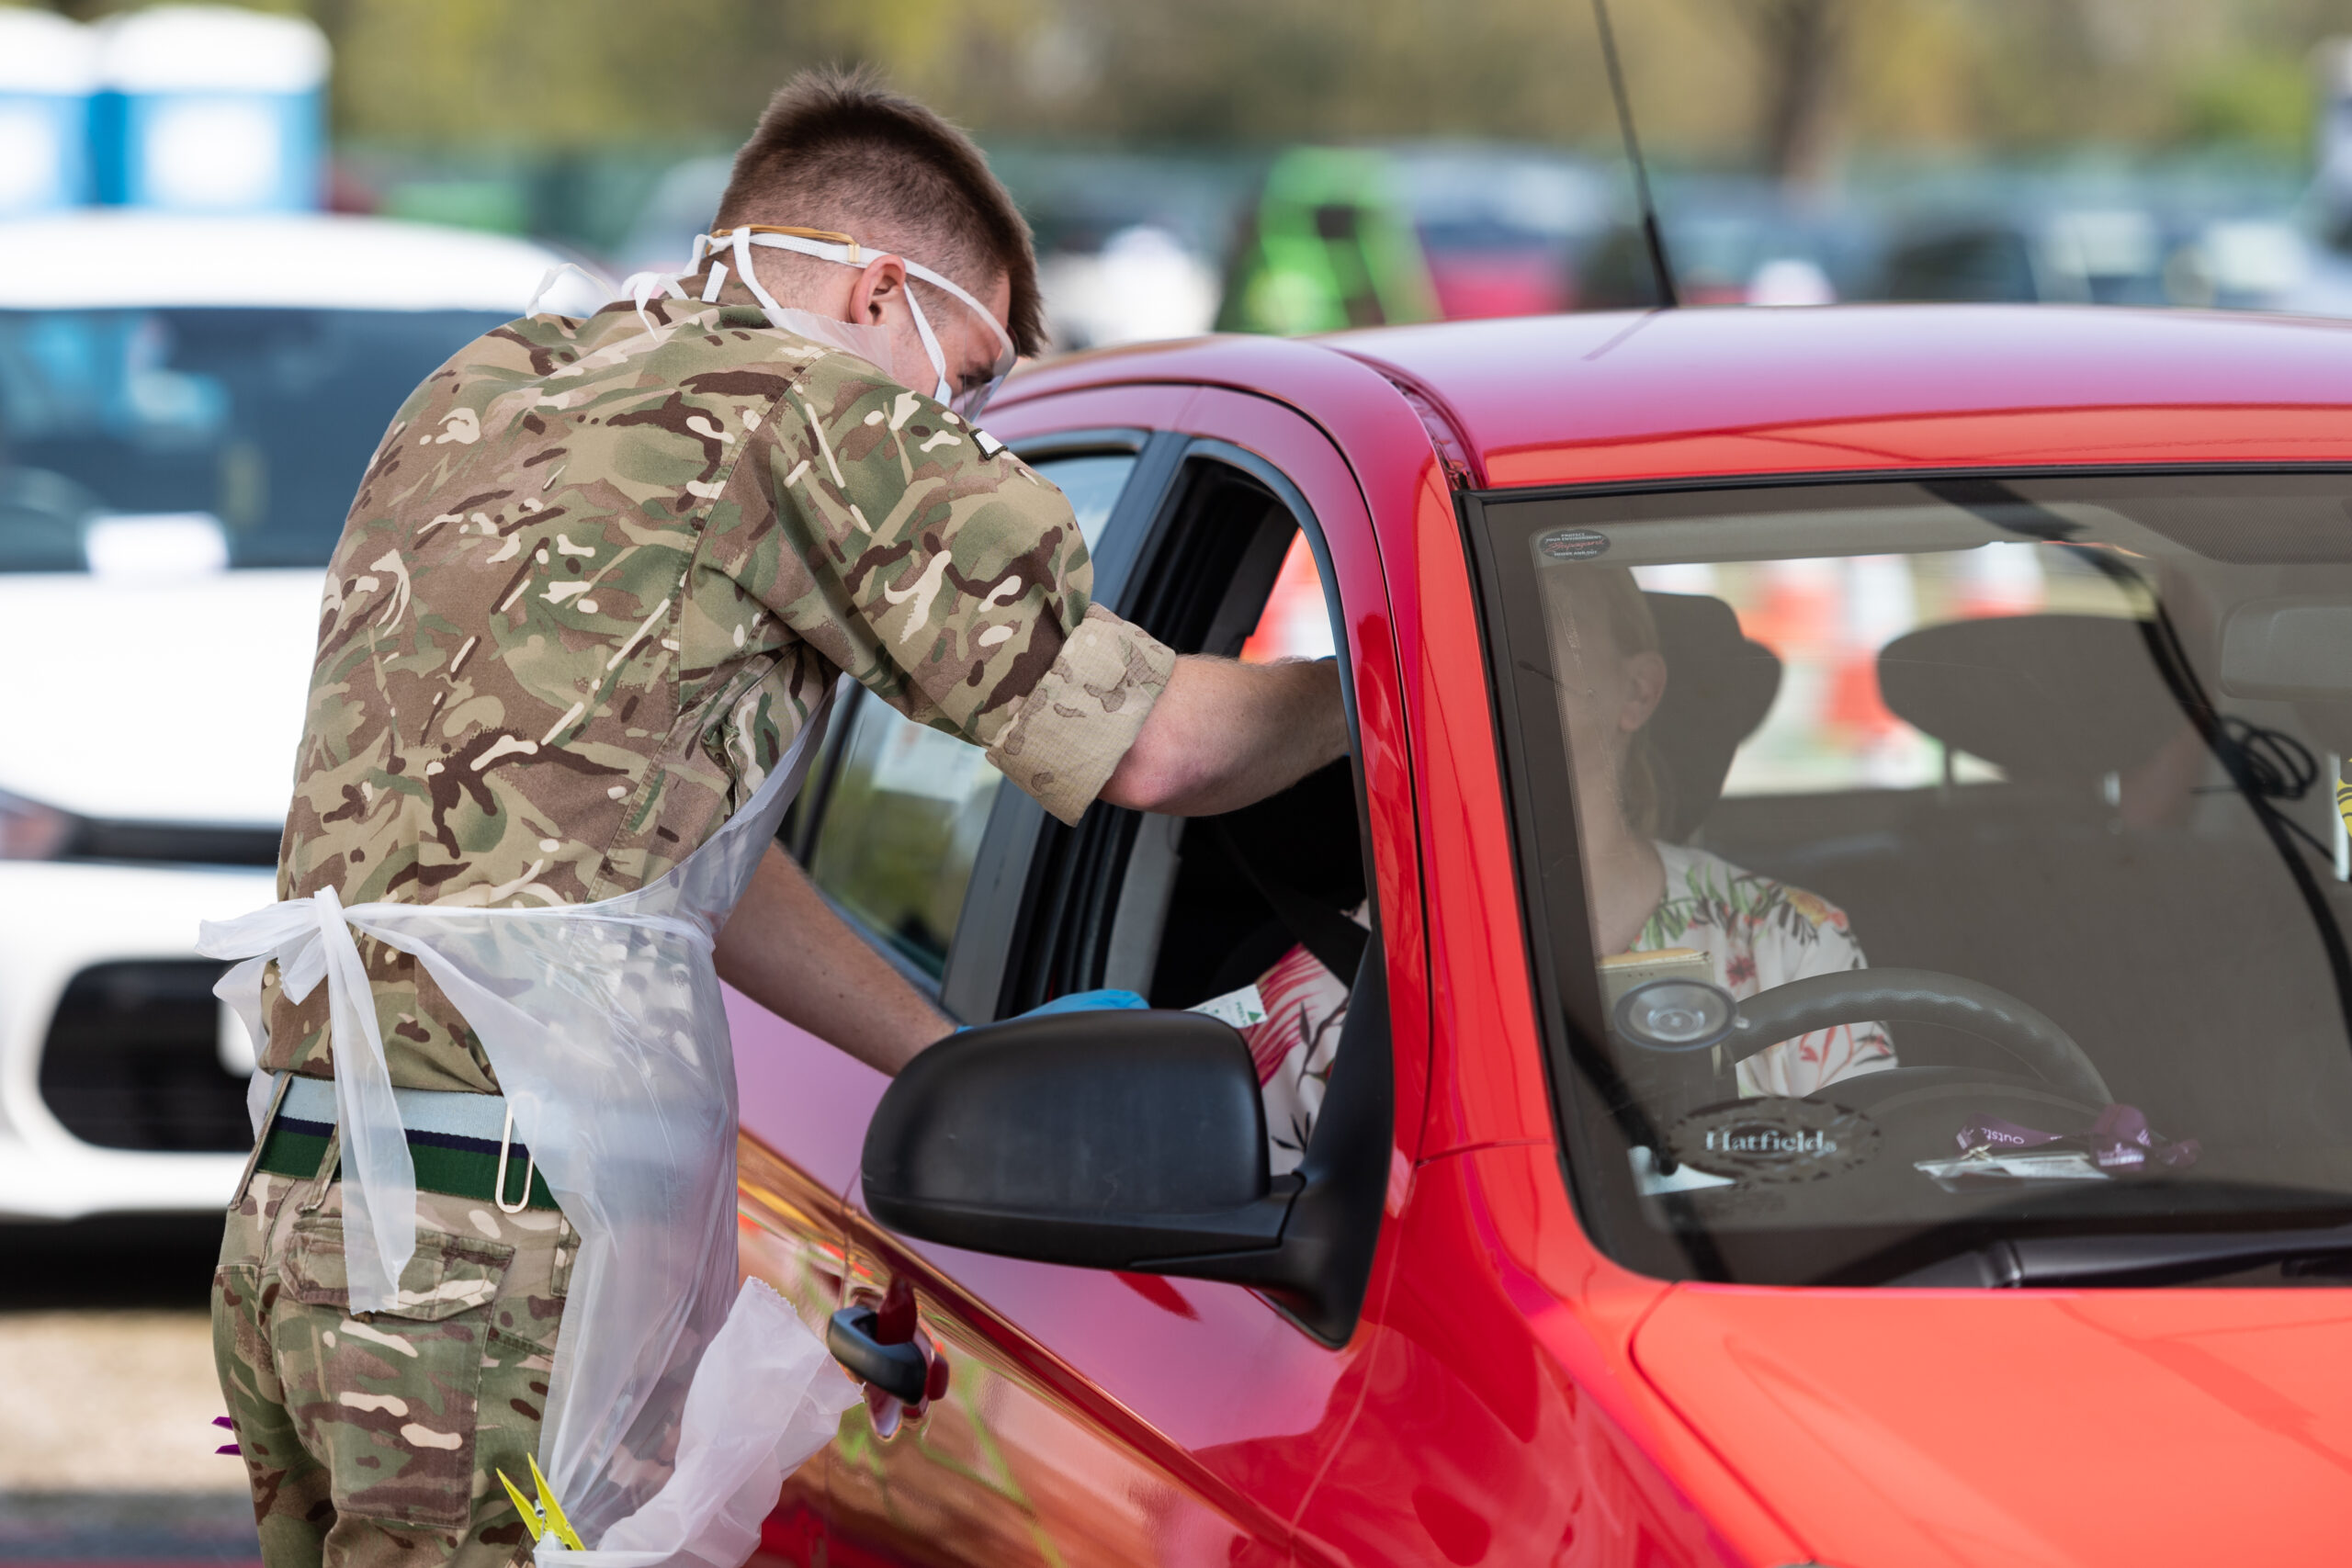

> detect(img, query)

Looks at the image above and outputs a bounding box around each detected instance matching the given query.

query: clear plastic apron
[200,687,857,1568]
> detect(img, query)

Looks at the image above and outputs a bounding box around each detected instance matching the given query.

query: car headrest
[1877,614,2184,779]
[1645,592,1782,841]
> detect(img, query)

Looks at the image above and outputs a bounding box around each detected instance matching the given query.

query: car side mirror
[861,1010,1293,1269]
[861,970,1392,1347]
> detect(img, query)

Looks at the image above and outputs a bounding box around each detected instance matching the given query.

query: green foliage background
[22,0,2352,164]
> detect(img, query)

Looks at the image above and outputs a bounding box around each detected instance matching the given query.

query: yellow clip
[496,1456,586,1551]
[496,1471,541,1542]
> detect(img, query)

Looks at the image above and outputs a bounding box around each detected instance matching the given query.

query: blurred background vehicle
[0,4,595,1227]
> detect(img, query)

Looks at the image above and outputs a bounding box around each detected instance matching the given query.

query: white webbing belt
[271,1070,514,1143]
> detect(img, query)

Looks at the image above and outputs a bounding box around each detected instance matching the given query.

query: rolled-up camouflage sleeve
[743,353,1174,824]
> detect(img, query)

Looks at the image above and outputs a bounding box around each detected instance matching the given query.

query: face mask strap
[698,228,1016,408]
[898,257,1016,378]
[899,288,955,404]
[729,227,789,321]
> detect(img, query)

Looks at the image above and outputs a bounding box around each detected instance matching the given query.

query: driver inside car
[1225,564,1897,1171]
[1546,564,1894,1096]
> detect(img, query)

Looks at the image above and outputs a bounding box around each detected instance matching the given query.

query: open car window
[1001,452,1375,1179]
[1474,472,2352,1286]
[799,450,1140,982]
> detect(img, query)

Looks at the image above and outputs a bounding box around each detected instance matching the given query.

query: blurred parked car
[1576,177,1877,309]
[1388,145,1609,318]
[0,209,594,1219]
[1879,206,2313,311]
[1216,145,1438,335]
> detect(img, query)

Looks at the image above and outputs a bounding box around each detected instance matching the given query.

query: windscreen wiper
[1892,1224,2352,1288]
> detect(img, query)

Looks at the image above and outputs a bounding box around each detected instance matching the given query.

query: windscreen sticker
[1668,1098,1882,1183]
[1536,527,1611,561]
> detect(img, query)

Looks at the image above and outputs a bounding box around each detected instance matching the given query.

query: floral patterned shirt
[1634,843,1895,1096]
[1227,847,1892,1173]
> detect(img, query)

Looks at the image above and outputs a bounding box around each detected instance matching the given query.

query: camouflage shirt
[265,281,1174,1091]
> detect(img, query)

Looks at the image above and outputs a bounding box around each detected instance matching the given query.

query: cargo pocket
[268,1214,514,1531]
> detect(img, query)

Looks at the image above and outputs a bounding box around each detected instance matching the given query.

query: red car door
[812,387,1427,1568]
[732,991,867,1566]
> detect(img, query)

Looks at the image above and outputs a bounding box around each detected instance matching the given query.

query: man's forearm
[713,845,955,1076]
[1100,655,1347,817]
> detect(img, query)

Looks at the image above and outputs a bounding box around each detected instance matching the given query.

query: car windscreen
[1471,472,2352,1287]
[0,307,511,571]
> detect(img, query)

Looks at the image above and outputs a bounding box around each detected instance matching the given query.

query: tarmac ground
[0,1215,257,1566]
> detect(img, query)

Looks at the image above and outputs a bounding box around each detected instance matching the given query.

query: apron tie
[199,887,417,1313]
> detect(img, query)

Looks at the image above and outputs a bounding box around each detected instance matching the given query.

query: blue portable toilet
[95,6,329,213]
[0,10,99,216]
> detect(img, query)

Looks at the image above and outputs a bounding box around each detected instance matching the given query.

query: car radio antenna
[1589,0,1679,307]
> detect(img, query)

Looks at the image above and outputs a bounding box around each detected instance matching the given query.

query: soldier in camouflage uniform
[213,68,1346,1568]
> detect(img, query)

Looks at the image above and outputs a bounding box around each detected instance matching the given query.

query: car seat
[1778,613,2352,1150]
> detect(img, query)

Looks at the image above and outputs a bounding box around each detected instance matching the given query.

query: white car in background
[0,210,599,1219]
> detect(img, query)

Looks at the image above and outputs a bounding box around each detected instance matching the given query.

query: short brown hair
[717,67,1042,356]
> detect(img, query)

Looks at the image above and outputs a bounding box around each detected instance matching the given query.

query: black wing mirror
[861,968,1391,1346]
[862,1009,1290,1263]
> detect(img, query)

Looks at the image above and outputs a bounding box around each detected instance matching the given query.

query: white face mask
[699,226,1017,420]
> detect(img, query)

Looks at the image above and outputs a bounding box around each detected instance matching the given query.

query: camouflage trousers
[212,1150,575,1568]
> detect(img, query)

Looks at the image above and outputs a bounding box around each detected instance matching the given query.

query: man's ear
[1621,649,1668,734]
[846,256,909,326]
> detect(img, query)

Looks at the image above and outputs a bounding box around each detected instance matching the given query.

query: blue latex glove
[1019,987,1150,1018]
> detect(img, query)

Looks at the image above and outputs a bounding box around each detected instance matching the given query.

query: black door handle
[826,1305,928,1404]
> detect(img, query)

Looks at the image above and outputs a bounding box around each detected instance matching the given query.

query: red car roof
[1000,305,2352,489]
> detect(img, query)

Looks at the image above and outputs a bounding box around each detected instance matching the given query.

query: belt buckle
[494,1105,537,1214]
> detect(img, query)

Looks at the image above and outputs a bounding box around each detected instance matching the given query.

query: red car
[729,305,2352,1567]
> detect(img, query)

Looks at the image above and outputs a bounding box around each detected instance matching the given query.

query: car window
[0,308,511,570]
[802,450,1141,980]
[806,701,1001,980]
[1477,473,2352,1287]
[1032,451,1136,552]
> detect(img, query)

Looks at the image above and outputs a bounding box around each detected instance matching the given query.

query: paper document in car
[1191,984,1269,1030]
[1914,1151,2111,1190]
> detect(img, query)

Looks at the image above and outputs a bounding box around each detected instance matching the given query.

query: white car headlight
[0,788,77,860]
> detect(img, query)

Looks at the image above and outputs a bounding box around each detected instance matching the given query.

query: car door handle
[826,1305,929,1404]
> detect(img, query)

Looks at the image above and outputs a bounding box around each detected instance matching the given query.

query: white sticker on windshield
[1914,1151,2110,1191]
[1190,984,1268,1031]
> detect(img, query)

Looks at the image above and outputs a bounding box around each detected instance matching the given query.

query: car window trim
[936,431,1189,1022]
[972,434,1396,1341]
[1468,459,2352,508]
[1459,463,2352,1285]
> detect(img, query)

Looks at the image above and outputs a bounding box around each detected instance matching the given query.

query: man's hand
[713,846,956,1076]
[1100,655,1347,818]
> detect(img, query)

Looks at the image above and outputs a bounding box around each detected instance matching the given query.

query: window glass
[1035,451,1136,552]
[805,449,1139,978]
[0,308,509,571]
[807,703,1001,979]
[1484,475,2352,1286]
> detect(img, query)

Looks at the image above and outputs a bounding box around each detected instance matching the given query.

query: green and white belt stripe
[254,1073,559,1212]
